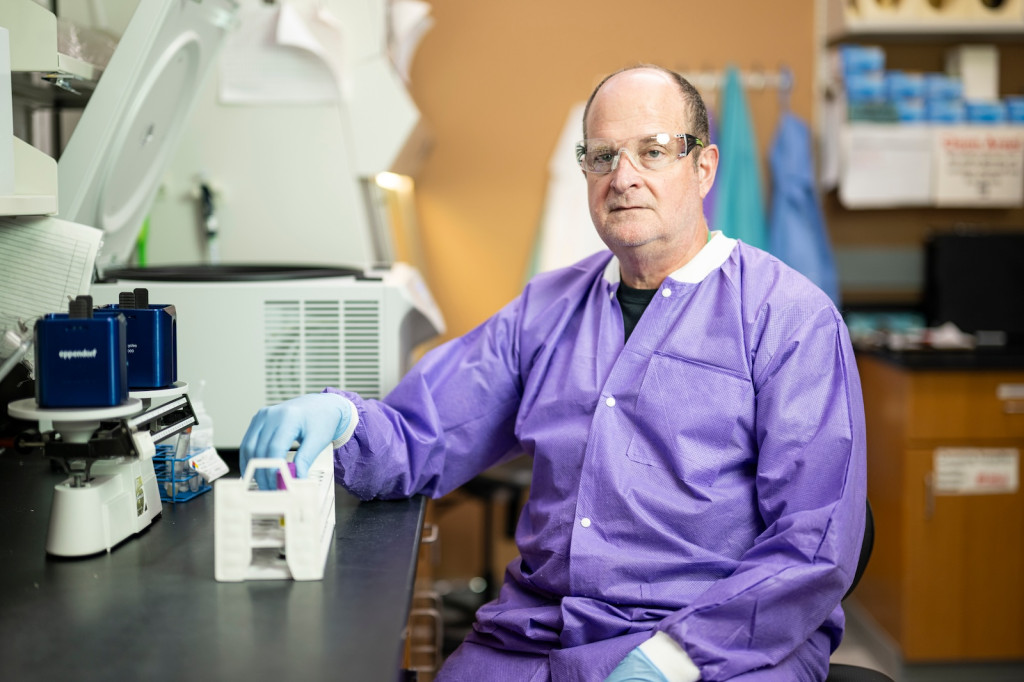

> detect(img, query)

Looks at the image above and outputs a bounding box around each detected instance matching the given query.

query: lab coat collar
[603,231,737,285]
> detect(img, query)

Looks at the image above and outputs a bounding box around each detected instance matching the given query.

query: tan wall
[407,0,818,340]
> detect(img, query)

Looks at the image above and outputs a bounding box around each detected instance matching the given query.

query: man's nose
[609,148,643,185]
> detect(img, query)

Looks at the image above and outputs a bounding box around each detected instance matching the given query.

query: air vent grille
[343,300,382,398]
[263,299,348,404]
[302,300,342,394]
[264,300,302,403]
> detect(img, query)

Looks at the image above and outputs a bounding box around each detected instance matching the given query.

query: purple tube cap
[276,461,298,489]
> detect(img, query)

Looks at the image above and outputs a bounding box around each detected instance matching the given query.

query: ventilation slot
[302,300,342,394]
[263,300,344,404]
[265,300,302,404]
[343,300,382,398]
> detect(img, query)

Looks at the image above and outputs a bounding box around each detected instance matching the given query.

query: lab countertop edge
[855,346,1024,370]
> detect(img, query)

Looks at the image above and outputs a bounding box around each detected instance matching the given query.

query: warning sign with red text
[933,127,1024,207]
[933,448,1019,496]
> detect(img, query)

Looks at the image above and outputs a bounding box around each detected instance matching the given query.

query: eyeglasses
[575,133,703,174]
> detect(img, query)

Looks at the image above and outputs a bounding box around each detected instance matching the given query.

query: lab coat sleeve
[657,304,867,681]
[328,297,525,501]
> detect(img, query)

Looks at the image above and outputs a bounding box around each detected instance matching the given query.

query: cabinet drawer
[907,371,1024,441]
[901,446,1024,661]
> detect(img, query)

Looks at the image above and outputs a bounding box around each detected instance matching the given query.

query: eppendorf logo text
[58,349,98,360]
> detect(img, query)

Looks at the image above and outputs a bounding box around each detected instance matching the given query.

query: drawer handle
[924,472,935,520]
[409,606,444,673]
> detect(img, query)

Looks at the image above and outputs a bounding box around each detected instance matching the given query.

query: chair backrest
[843,499,875,601]
[829,500,896,681]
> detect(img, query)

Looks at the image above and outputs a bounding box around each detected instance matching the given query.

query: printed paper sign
[933,127,1024,207]
[933,447,1019,495]
[839,125,933,208]
[997,384,1024,401]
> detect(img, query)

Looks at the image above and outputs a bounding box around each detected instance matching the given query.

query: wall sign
[933,447,1019,495]
[933,127,1024,208]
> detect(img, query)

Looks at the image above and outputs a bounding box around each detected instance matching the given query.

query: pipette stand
[48,455,162,557]
[8,387,195,557]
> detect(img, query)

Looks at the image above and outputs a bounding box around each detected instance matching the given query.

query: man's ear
[696,144,719,200]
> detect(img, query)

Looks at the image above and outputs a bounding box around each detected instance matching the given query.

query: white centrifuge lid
[56,0,238,272]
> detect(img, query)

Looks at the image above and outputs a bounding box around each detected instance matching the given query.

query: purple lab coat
[331,236,867,681]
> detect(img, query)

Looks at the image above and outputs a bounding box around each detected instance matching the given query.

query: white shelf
[1,0,78,216]
[0,194,57,216]
[0,0,104,82]
[55,51,102,85]
[0,136,57,217]
[826,0,1024,42]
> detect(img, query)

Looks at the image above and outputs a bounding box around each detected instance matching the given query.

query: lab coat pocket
[626,352,752,488]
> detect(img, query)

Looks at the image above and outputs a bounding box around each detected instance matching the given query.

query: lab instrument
[95,288,178,390]
[8,383,197,556]
[34,295,128,408]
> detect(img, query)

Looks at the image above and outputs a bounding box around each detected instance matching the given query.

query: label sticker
[189,447,229,483]
[934,448,1019,495]
[997,384,1024,401]
[135,475,146,515]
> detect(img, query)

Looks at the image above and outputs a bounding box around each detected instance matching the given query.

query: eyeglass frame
[575,133,704,174]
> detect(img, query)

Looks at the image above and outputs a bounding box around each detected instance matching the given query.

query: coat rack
[679,67,794,93]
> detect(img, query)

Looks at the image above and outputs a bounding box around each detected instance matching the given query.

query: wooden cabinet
[404,499,442,681]
[857,353,1024,661]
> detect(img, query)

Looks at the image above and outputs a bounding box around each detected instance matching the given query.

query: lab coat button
[580,517,592,528]
[605,396,616,407]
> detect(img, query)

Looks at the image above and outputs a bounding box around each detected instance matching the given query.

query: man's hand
[239,392,356,489]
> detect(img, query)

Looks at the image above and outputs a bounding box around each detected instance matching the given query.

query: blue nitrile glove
[239,392,356,490]
[604,648,670,682]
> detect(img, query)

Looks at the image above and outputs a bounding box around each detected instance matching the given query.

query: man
[240,64,867,681]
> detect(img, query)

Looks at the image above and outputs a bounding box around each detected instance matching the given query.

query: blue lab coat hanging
[768,112,841,306]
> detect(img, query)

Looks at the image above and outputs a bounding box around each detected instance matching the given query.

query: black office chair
[825,500,895,682]
[436,456,533,656]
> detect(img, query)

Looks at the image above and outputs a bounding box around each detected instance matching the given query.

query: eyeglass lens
[579,134,699,173]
